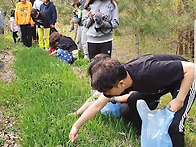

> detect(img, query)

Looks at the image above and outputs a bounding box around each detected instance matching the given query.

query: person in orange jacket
[15,0,35,47]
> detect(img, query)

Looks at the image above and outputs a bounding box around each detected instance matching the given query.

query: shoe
[17,38,21,42]
[84,54,88,59]
[68,28,74,32]
[45,48,50,51]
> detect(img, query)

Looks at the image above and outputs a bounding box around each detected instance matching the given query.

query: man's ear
[117,79,125,88]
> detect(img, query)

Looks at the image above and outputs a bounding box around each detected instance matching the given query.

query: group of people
[10,0,119,61]
[6,0,196,146]
[11,0,57,48]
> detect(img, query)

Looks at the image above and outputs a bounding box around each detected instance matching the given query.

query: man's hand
[88,11,93,20]
[167,98,184,112]
[69,126,79,142]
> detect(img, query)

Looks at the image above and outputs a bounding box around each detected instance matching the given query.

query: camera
[93,12,103,31]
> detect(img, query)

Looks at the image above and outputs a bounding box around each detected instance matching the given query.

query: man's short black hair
[31,9,39,18]
[89,56,127,92]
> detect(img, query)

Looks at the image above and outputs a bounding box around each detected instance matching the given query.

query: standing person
[33,0,43,10]
[82,0,119,60]
[0,10,5,34]
[31,9,50,50]
[33,0,43,44]
[69,54,195,147]
[77,0,89,59]
[30,0,37,43]
[10,10,20,43]
[15,0,35,47]
[40,0,57,34]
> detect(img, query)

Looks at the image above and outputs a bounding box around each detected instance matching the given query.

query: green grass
[0,45,139,146]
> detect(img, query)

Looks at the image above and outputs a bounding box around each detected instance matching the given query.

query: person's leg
[120,103,132,122]
[77,25,83,51]
[26,25,32,47]
[0,27,4,34]
[32,25,36,42]
[12,31,17,43]
[81,26,88,58]
[69,17,79,32]
[168,81,195,147]
[99,41,113,57]
[43,28,50,49]
[18,27,22,42]
[38,28,44,49]
[20,25,28,47]
[87,42,100,60]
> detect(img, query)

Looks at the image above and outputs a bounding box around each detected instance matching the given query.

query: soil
[0,50,16,83]
[0,50,21,147]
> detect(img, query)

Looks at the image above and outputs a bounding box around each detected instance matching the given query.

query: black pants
[20,24,32,47]
[12,31,19,43]
[120,81,195,147]
[31,25,36,41]
[88,41,112,60]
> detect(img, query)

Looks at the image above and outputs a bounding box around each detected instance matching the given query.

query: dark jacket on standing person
[40,2,57,25]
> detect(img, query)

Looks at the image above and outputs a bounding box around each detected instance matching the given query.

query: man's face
[104,85,125,98]
[21,0,26,4]
[43,0,49,5]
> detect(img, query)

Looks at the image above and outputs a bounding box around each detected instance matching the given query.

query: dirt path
[0,50,16,83]
[0,50,21,147]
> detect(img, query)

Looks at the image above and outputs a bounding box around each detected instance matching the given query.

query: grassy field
[0,31,195,147]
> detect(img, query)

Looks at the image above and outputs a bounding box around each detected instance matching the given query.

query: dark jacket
[49,32,77,52]
[40,2,57,25]
[57,36,77,52]
[33,12,50,28]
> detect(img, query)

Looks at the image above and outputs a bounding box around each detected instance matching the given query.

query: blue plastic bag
[101,102,121,117]
[137,100,175,147]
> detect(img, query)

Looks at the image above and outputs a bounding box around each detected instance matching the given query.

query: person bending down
[69,53,195,147]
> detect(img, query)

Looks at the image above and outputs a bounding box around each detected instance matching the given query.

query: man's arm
[69,93,110,142]
[111,92,133,103]
[168,61,194,112]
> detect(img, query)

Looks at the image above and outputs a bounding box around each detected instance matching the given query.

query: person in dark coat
[40,0,57,34]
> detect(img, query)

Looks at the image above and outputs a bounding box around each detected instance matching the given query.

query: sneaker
[68,28,74,32]
[17,38,21,42]
[84,54,88,59]
[45,48,50,51]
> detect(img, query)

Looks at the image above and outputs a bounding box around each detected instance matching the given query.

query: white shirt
[33,0,43,10]
[10,17,19,32]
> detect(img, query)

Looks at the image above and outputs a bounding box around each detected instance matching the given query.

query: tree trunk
[189,30,194,58]
[135,33,140,57]
[177,30,183,55]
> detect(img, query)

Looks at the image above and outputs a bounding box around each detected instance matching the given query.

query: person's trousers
[82,27,88,56]
[120,81,195,147]
[20,24,32,47]
[31,25,36,41]
[88,41,113,60]
[12,31,18,43]
[37,28,50,49]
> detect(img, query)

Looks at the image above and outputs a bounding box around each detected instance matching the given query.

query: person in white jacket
[33,0,43,10]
